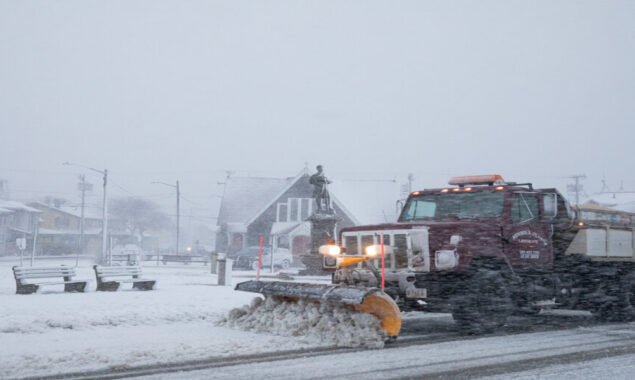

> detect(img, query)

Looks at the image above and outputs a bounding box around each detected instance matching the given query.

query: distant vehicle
[231,246,293,270]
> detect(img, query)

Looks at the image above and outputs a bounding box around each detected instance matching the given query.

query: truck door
[504,192,553,267]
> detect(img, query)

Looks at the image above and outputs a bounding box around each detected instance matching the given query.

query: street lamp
[152,180,180,255]
[63,162,109,265]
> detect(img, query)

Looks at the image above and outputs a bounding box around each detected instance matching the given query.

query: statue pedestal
[299,211,341,275]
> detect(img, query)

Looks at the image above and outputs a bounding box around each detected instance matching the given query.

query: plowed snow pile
[218,297,386,348]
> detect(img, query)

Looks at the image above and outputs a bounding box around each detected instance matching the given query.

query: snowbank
[219,296,387,348]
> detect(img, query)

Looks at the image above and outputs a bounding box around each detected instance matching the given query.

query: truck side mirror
[542,193,557,219]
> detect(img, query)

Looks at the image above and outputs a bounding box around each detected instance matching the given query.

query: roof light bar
[448,174,504,186]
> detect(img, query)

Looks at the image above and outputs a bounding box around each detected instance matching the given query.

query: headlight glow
[319,245,341,256]
[365,245,379,257]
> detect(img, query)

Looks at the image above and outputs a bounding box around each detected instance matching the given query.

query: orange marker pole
[381,232,385,290]
[257,236,263,280]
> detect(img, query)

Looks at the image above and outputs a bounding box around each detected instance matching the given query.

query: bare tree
[109,197,170,242]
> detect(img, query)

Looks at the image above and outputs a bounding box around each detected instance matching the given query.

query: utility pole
[567,174,586,205]
[152,180,180,255]
[102,169,109,265]
[63,162,108,265]
[79,175,85,259]
[76,175,92,266]
[176,180,180,255]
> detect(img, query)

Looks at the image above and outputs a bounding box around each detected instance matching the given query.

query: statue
[302,164,340,275]
[309,165,331,212]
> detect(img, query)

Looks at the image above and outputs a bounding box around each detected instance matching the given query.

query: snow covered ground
[0,257,337,379]
[2,257,634,379]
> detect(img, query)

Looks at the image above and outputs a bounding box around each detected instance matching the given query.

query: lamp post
[152,180,180,256]
[63,162,109,265]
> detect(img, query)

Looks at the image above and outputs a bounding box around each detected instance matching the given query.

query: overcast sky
[1,0,634,217]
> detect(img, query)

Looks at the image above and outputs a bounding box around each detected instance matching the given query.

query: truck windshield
[401,191,505,221]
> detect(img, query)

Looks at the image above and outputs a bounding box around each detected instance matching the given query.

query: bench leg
[133,281,156,291]
[97,281,120,291]
[16,283,39,295]
[64,282,87,293]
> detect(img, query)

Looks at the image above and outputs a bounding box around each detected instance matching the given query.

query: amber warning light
[448,174,504,186]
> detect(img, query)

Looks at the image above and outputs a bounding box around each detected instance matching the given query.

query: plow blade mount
[235,280,401,338]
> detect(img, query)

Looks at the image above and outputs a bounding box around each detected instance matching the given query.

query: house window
[287,198,313,222]
[277,203,288,222]
[301,198,311,220]
[289,198,299,221]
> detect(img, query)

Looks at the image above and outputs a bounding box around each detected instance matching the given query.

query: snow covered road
[143,323,635,380]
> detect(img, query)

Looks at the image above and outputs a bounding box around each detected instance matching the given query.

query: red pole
[381,232,385,290]
[257,236,263,280]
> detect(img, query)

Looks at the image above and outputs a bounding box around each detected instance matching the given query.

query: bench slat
[14,269,76,275]
[16,273,76,280]
[22,281,85,286]
[14,266,77,280]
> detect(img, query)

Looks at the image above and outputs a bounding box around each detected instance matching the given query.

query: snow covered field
[0,258,337,379]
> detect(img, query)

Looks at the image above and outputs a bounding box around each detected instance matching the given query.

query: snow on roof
[329,178,402,225]
[58,204,103,219]
[0,207,13,214]
[217,171,404,228]
[28,201,104,219]
[0,200,41,213]
[38,228,102,236]
[217,176,294,226]
[582,192,635,213]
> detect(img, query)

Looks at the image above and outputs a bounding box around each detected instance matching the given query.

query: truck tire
[451,268,513,334]
[281,259,290,270]
[591,272,635,322]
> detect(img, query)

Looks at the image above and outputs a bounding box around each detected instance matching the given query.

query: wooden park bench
[93,265,156,291]
[12,265,87,295]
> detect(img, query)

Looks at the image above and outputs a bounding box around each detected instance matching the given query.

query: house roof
[38,228,102,236]
[0,207,12,214]
[29,201,104,220]
[217,170,403,228]
[217,176,295,226]
[582,193,635,213]
[0,200,41,213]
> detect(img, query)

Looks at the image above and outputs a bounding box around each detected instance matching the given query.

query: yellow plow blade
[356,291,402,338]
[235,280,402,338]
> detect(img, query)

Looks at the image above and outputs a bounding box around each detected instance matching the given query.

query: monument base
[299,211,342,276]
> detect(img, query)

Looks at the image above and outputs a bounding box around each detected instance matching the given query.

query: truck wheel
[251,261,259,271]
[591,272,635,322]
[281,260,290,270]
[451,268,513,334]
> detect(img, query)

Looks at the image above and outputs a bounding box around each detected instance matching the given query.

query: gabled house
[215,170,358,257]
[29,202,104,256]
[215,168,404,259]
[0,200,41,256]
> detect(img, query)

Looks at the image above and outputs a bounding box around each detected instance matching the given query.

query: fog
[1,0,634,216]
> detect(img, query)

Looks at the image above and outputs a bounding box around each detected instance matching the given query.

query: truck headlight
[435,250,459,269]
[319,245,341,256]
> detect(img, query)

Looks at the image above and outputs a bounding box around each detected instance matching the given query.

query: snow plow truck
[237,175,635,338]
